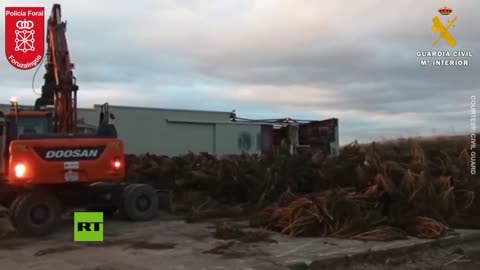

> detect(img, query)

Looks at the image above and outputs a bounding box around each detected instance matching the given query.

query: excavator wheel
[120,184,158,221]
[8,196,23,228]
[12,191,62,236]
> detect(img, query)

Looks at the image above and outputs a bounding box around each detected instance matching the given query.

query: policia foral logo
[74,212,103,241]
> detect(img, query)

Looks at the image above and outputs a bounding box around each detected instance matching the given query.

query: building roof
[0,103,231,114]
[93,104,230,114]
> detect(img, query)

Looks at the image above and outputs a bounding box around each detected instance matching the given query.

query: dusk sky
[0,0,478,144]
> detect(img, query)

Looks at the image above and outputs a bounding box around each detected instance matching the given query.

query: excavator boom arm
[36,4,78,133]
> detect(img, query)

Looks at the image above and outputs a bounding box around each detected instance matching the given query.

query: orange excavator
[0,4,158,236]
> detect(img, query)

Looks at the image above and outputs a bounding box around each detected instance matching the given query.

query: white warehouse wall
[214,123,261,155]
[94,105,235,156]
[0,103,263,156]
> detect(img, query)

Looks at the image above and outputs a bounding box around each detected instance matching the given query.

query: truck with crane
[229,112,339,157]
[0,4,158,236]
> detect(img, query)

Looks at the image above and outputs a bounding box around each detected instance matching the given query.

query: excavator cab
[3,101,118,140]
[0,100,53,175]
[6,112,52,137]
[0,99,118,178]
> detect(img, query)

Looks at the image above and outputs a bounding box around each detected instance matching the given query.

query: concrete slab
[0,214,479,270]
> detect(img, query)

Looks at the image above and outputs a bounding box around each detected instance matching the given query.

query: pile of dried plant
[259,172,453,240]
[124,134,477,239]
[258,136,477,240]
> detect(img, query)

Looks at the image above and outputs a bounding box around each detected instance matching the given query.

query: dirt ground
[1,212,480,270]
[335,241,480,270]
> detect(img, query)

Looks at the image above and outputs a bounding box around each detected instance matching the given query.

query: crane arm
[35,4,79,133]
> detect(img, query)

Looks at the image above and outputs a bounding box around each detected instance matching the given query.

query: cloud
[0,0,478,144]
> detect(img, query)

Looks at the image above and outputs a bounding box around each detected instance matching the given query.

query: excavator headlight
[14,163,26,178]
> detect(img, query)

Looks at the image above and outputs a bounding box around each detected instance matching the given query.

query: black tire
[86,206,117,217]
[120,184,158,221]
[12,192,61,237]
[8,196,22,228]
